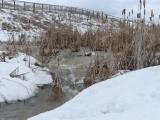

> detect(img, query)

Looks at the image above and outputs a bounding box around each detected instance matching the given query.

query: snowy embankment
[29,66,160,120]
[0,53,52,103]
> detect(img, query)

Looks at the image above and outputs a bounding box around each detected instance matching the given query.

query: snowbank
[8,53,53,86]
[0,53,52,103]
[0,77,37,103]
[29,66,160,120]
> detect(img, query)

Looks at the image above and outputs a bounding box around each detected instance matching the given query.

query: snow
[28,66,160,120]
[0,8,107,41]
[25,70,53,86]
[0,9,42,41]
[0,52,52,103]
[0,77,37,103]
[6,53,53,86]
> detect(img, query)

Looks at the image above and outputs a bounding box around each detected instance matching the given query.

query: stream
[0,86,71,120]
[0,44,88,120]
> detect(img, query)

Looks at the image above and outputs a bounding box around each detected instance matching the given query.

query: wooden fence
[0,0,109,20]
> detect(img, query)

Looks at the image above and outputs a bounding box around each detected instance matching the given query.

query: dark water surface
[0,86,69,120]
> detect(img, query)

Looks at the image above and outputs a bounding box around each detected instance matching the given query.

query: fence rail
[0,0,122,22]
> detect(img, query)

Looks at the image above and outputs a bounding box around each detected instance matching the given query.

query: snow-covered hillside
[28,66,160,120]
[0,52,52,103]
[0,7,111,42]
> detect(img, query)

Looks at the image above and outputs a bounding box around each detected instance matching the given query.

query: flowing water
[0,45,89,120]
[0,86,70,120]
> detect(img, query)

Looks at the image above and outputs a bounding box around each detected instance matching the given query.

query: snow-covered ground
[0,7,112,41]
[28,66,160,120]
[0,52,52,103]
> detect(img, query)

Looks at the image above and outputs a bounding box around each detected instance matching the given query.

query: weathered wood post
[60,5,62,12]
[55,5,57,11]
[93,11,94,18]
[14,0,15,10]
[33,3,35,13]
[49,5,51,12]
[2,52,6,62]
[24,2,26,10]
[101,12,104,21]
[2,0,4,8]
[42,4,43,12]
[88,10,90,18]
[97,12,99,19]
[82,9,84,14]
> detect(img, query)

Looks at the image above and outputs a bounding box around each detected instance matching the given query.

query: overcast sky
[23,0,160,20]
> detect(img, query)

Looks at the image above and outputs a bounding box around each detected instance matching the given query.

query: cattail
[132,9,134,15]
[137,13,141,18]
[122,9,126,16]
[151,9,154,18]
[143,0,146,8]
[144,9,146,16]
[140,0,142,10]
[129,12,130,17]
[150,16,152,22]
[140,0,142,4]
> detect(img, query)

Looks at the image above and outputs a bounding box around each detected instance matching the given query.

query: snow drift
[29,66,160,120]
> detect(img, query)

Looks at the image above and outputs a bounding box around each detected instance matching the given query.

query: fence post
[49,5,51,12]
[75,8,76,14]
[97,12,99,19]
[2,0,3,8]
[54,6,57,11]
[24,2,26,10]
[14,0,15,10]
[93,11,95,17]
[60,6,62,11]
[33,3,35,12]
[67,7,69,12]
[42,4,43,12]
[88,10,90,17]
[102,12,104,20]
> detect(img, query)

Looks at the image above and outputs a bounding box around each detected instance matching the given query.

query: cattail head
[140,0,142,10]
[150,16,152,21]
[151,9,154,18]
[143,0,146,8]
[140,0,142,4]
[122,9,126,16]
[132,10,134,15]
[137,13,141,18]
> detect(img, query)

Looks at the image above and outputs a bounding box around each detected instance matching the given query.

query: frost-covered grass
[29,65,160,120]
[0,52,52,103]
